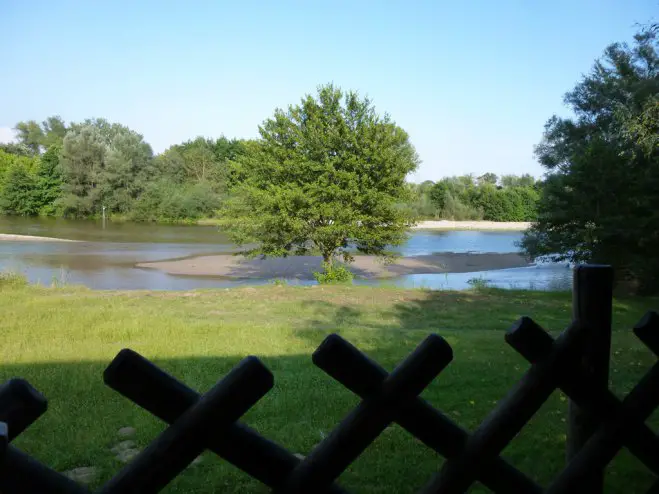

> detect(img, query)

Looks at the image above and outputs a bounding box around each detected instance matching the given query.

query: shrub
[0,271,28,288]
[313,262,354,284]
[441,193,483,220]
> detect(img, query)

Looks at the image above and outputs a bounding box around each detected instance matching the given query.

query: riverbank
[413,220,531,230]
[137,252,530,279]
[1,283,656,492]
[0,233,80,242]
[198,218,532,231]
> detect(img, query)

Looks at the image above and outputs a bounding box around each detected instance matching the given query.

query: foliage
[521,25,659,293]
[313,261,354,284]
[129,180,221,222]
[0,165,40,215]
[0,142,33,156]
[34,145,63,215]
[57,121,154,217]
[220,84,419,264]
[424,175,539,221]
[14,116,68,155]
[0,271,28,288]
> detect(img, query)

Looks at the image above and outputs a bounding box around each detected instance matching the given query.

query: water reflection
[0,216,560,292]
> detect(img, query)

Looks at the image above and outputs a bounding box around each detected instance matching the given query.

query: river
[0,216,571,291]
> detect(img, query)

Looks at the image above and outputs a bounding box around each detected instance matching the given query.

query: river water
[0,217,571,291]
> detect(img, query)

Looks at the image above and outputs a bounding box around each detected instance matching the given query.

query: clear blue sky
[1,0,656,182]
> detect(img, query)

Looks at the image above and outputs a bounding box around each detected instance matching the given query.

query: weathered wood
[567,265,613,493]
[1,446,89,494]
[508,313,659,492]
[0,378,47,440]
[281,334,452,493]
[312,332,542,494]
[103,348,349,494]
[100,356,272,493]
[419,319,583,494]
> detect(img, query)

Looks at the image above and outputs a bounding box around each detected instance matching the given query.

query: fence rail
[1,265,659,493]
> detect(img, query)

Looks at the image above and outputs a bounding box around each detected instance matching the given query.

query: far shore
[0,233,80,242]
[137,252,530,280]
[412,220,530,231]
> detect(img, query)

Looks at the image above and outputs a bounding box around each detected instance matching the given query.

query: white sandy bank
[413,221,530,231]
[0,233,80,242]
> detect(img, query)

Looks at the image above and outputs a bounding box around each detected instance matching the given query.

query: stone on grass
[110,440,136,454]
[115,448,141,463]
[63,466,99,484]
[117,426,136,438]
[111,439,141,463]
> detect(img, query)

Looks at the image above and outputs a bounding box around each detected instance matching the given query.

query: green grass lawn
[1,280,659,493]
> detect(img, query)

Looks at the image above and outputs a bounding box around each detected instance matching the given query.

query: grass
[1,282,658,493]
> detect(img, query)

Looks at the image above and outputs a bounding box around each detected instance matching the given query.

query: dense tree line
[0,117,246,222]
[0,114,538,223]
[521,24,658,293]
[405,173,541,221]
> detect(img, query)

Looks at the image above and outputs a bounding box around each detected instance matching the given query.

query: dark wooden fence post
[567,264,613,493]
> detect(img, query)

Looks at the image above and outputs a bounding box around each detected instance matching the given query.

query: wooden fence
[1,265,659,493]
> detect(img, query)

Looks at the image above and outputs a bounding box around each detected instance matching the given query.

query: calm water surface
[0,217,571,291]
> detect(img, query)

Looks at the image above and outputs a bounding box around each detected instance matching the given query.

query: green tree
[14,116,68,154]
[0,143,32,156]
[521,25,659,293]
[34,145,63,214]
[0,165,39,215]
[58,121,153,216]
[220,84,419,265]
[477,172,498,186]
[500,174,536,188]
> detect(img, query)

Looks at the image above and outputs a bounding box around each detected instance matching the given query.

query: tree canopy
[219,84,419,264]
[521,24,659,293]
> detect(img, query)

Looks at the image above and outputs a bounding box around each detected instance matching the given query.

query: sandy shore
[0,233,80,242]
[137,253,529,279]
[413,220,530,231]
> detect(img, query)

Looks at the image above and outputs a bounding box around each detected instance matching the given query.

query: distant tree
[14,121,44,155]
[0,143,32,157]
[34,145,63,214]
[41,116,68,149]
[521,25,659,293]
[220,84,419,265]
[0,165,39,215]
[58,121,153,216]
[429,180,452,211]
[14,116,68,154]
[500,174,536,188]
[477,172,498,186]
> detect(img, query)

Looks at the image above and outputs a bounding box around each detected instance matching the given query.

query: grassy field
[2,278,659,493]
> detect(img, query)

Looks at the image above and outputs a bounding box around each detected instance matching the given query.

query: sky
[1,1,656,182]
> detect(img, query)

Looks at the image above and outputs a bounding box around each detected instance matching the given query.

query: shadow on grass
[3,287,659,493]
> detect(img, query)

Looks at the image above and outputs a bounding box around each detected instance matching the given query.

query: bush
[0,272,28,288]
[440,193,483,220]
[313,262,354,284]
[130,180,221,222]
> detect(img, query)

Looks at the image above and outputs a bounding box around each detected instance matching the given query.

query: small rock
[110,440,136,454]
[63,466,99,485]
[116,448,141,463]
[294,453,305,460]
[117,426,136,438]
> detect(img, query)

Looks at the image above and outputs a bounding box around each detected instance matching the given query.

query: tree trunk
[322,252,333,267]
